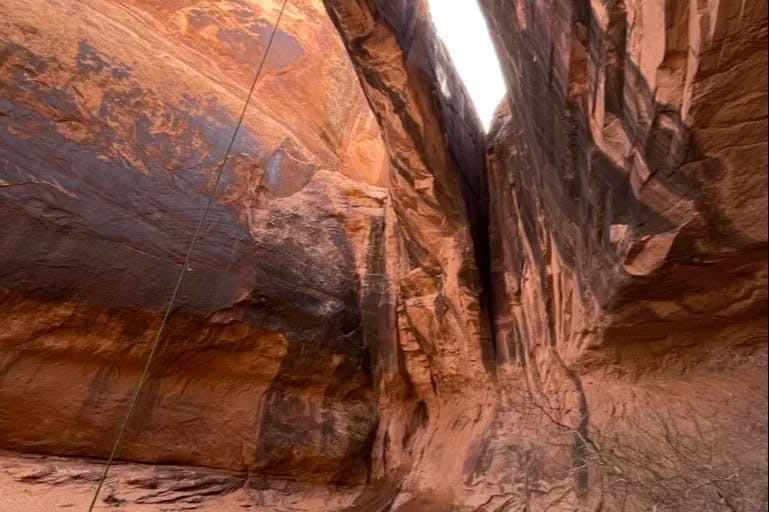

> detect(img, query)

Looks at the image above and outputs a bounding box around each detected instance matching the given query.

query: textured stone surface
[323,0,767,509]
[0,0,767,510]
[475,0,768,509]
[0,450,367,511]
[0,0,388,484]
[321,1,496,504]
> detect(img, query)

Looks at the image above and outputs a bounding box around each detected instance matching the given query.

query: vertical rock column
[322,0,495,503]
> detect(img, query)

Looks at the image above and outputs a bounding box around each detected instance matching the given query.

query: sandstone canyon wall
[0,0,767,511]
[323,0,767,510]
[321,2,496,506]
[0,0,391,485]
[479,1,768,509]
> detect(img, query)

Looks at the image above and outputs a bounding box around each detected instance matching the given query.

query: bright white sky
[427,0,506,131]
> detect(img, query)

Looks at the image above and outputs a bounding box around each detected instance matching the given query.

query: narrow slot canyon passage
[426,0,506,131]
[0,0,766,511]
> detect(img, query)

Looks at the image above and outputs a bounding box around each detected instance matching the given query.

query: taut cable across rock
[86,2,290,510]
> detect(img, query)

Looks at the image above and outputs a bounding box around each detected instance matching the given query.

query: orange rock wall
[0,0,766,510]
[0,0,389,483]
[325,0,768,509]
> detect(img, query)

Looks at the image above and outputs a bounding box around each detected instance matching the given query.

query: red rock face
[1,0,767,510]
[321,0,497,500]
[0,0,389,484]
[324,0,767,509]
[474,0,767,510]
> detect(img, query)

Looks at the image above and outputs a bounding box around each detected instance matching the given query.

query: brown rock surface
[321,0,496,502]
[0,450,367,511]
[1,0,767,510]
[0,0,389,485]
[474,0,768,509]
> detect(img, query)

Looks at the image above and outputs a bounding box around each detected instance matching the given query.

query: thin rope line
[86,1,289,509]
